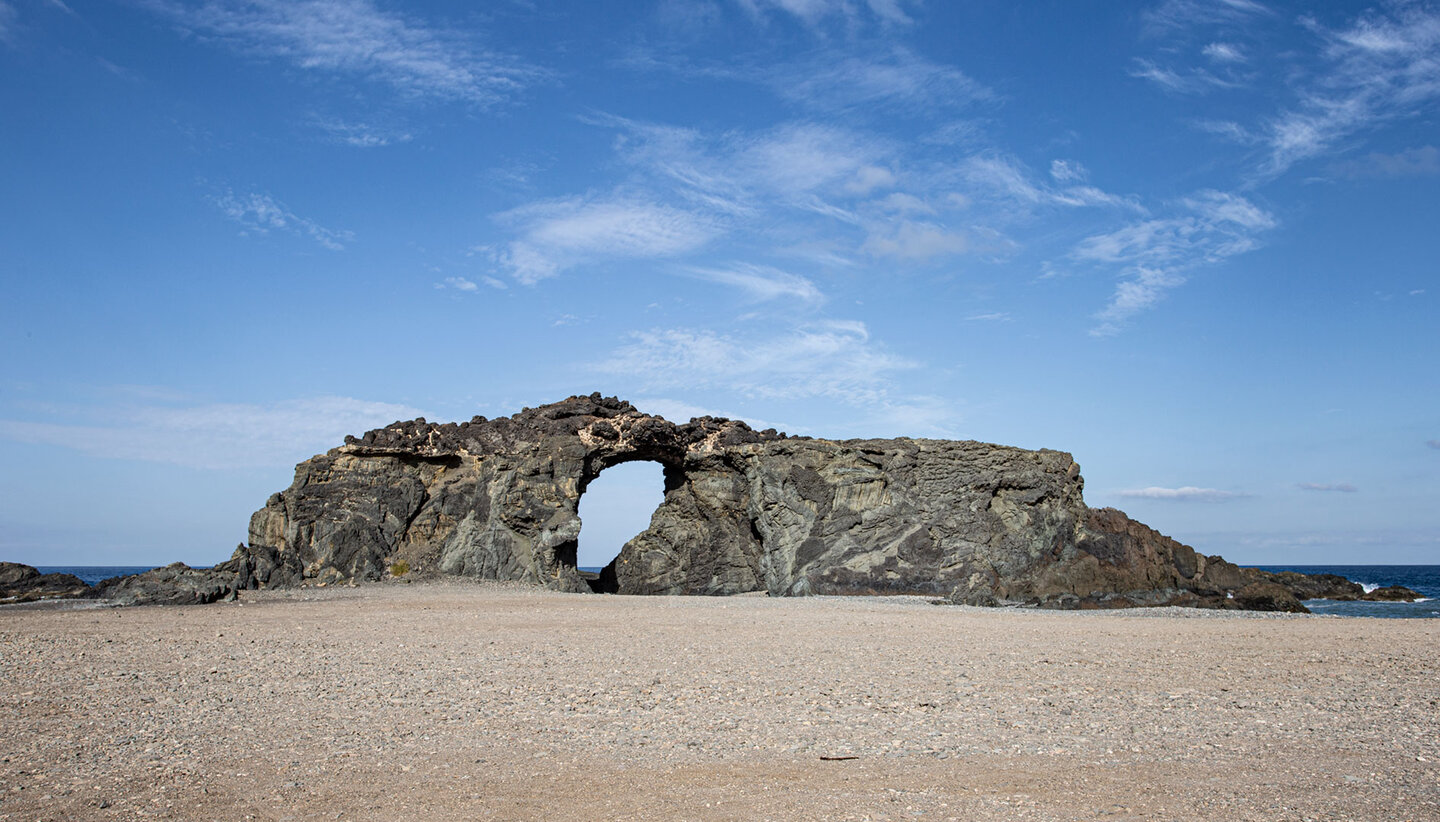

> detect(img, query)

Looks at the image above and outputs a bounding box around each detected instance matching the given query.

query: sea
[35,564,1440,618]
[1251,565,1439,619]
[37,566,158,586]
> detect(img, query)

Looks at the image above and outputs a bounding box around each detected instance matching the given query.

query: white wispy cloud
[1092,267,1186,328]
[771,48,990,112]
[0,396,427,469]
[1298,482,1358,493]
[958,154,1141,213]
[738,122,886,196]
[0,2,17,44]
[1203,41,1245,62]
[590,114,756,217]
[735,0,917,28]
[524,109,1134,307]
[211,189,353,250]
[1331,145,1440,178]
[1260,6,1440,176]
[571,113,1134,283]
[860,394,957,438]
[1117,486,1246,502]
[1184,188,1276,231]
[959,154,1047,205]
[847,165,896,195]
[861,220,968,260]
[873,192,933,214]
[683,263,823,303]
[1130,58,1244,94]
[1132,1,1270,95]
[922,120,984,146]
[1141,0,1271,35]
[496,196,719,284]
[508,115,923,276]
[1194,118,1255,142]
[1076,189,1275,333]
[310,116,412,147]
[145,0,539,105]
[598,320,915,405]
[1049,159,1087,183]
[438,276,478,292]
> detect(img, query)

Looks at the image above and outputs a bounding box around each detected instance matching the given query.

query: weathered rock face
[0,563,90,603]
[1248,570,1364,601]
[94,563,238,607]
[1232,581,1309,613]
[233,394,1329,610]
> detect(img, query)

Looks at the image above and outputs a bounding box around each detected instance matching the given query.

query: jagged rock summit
[226,393,1302,609]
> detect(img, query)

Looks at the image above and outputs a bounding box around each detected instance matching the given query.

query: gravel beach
[2,581,1437,821]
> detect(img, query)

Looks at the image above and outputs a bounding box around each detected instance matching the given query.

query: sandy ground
[1,581,1437,822]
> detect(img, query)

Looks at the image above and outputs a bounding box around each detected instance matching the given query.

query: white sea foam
[1360,582,1379,593]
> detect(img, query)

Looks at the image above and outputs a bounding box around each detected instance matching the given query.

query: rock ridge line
[212,393,1375,611]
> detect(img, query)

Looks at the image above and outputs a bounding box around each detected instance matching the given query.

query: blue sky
[1,0,1437,568]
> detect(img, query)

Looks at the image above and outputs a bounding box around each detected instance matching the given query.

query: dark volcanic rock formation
[1232,581,1309,613]
[230,394,1319,610]
[94,563,239,607]
[1253,570,1367,600]
[1361,585,1423,602]
[0,563,90,603]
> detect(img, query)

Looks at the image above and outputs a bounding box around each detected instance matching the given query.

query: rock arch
[574,460,667,593]
[246,395,780,595]
[241,393,1258,608]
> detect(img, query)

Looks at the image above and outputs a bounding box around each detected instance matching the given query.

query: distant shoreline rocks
[0,563,90,603]
[1359,585,1423,602]
[2,561,1424,613]
[0,561,240,607]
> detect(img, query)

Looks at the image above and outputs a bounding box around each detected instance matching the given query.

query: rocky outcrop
[1362,585,1423,602]
[1229,571,1422,604]
[0,563,90,602]
[93,563,238,607]
[1247,570,1363,601]
[226,394,1364,611]
[1232,581,1309,613]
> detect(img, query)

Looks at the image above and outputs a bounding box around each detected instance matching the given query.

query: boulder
[93,562,238,607]
[0,562,90,602]
[1361,585,1423,602]
[1232,582,1310,614]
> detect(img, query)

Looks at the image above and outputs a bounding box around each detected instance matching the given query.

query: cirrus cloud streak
[144,0,540,105]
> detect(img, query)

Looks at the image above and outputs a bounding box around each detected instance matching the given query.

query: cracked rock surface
[229,394,1371,610]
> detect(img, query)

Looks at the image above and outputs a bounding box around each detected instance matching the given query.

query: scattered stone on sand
[1,582,1436,821]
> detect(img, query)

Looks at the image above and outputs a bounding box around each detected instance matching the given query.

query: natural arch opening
[575,460,667,593]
